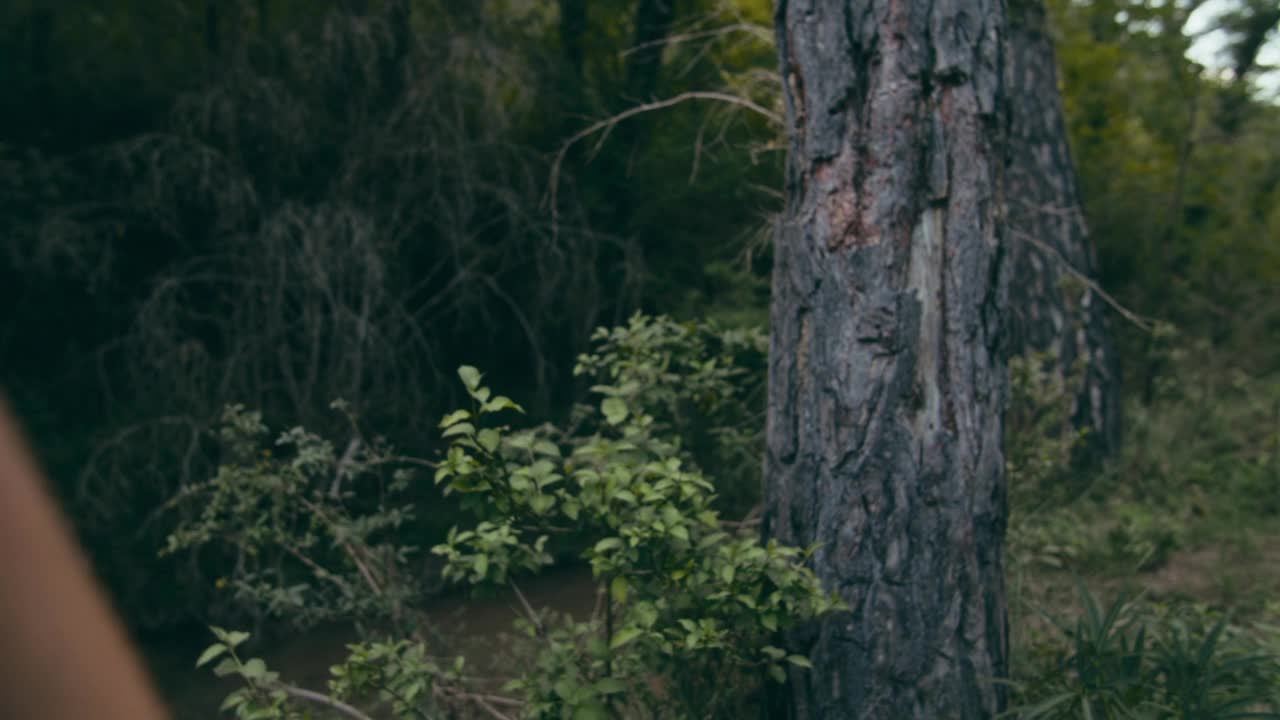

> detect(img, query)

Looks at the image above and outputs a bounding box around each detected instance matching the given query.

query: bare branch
[508,579,545,638]
[620,22,772,57]
[276,682,375,720]
[549,91,783,240]
[329,437,362,498]
[1009,228,1160,333]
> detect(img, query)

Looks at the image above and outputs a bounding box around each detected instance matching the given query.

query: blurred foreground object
[0,397,169,720]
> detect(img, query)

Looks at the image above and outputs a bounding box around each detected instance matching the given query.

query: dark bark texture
[1006,0,1121,458]
[765,1,1010,718]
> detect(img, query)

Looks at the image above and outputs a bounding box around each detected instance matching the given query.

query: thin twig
[435,685,523,720]
[1009,228,1159,333]
[470,694,518,720]
[620,22,772,57]
[294,495,386,597]
[279,542,354,596]
[329,437,362,498]
[721,503,763,530]
[509,579,545,637]
[549,91,783,240]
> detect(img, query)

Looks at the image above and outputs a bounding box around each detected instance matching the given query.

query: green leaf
[240,658,268,680]
[225,630,251,648]
[477,428,501,453]
[610,626,643,649]
[196,643,228,668]
[439,409,471,428]
[219,692,248,712]
[442,422,475,438]
[529,494,556,515]
[474,554,489,578]
[553,678,577,700]
[458,366,482,391]
[768,664,787,684]
[483,396,524,413]
[593,537,623,553]
[593,677,627,695]
[786,655,813,669]
[601,397,628,425]
[571,703,609,720]
[610,576,629,604]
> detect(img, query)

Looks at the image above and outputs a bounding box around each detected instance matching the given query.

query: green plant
[572,313,768,518]
[161,401,422,631]
[195,627,303,720]
[433,363,841,718]
[1008,584,1280,719]
[177,314,837,719]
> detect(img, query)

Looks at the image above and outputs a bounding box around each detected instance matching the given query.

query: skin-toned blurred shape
[0,397,169,720]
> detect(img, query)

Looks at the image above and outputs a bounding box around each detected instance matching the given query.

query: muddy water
[146,566,598,719]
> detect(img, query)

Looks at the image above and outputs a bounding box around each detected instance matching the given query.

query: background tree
[764,1,1010,717]
[1212,0,1280,132]
[1006,0,1122,460]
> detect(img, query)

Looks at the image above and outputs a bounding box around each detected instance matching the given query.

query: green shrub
[1008,584,1280,719]
[169,315,837,719]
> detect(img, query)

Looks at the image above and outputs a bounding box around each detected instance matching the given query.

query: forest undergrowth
[146,315,1280,719]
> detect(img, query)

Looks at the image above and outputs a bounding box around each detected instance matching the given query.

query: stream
[144,566,599,719]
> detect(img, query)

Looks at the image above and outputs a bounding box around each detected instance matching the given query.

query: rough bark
[765,1,1010,718]
[1006,0,1121,458]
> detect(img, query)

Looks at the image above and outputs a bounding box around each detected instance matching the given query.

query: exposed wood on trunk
[765,1,1010,717]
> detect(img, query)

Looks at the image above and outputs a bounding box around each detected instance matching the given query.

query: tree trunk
[257,0,270,36]
[1006,0,1121,459]
[204,0,221,58]
[1217,0,1280,134]
[606,0,679,233]
[559,0,587,83]
[765,1,1010,718]
[623,0,678,104]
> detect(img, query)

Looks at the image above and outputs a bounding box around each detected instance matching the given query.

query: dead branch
[1009,228,1160,333]
[549,91,783,240]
